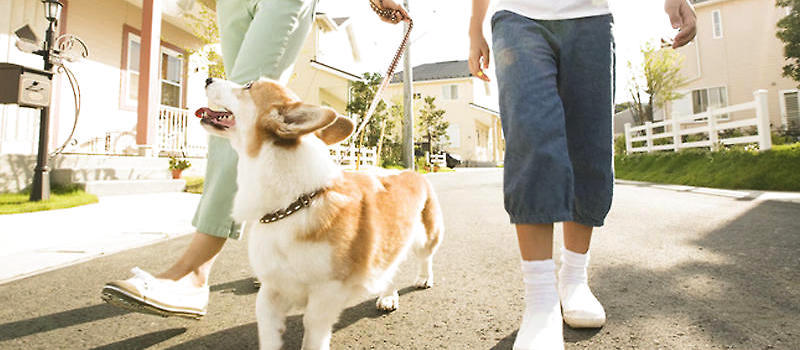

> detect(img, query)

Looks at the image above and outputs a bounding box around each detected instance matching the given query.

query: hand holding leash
[353,0,413,168]
[370,0,410,24]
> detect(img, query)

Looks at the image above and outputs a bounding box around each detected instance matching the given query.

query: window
[127,35,140,102]
[442,84,458,100]
[672,87,728,121]
[693,86,728,120]
[125,31,185,108]
[160,47,183,108]
[781,91,800,125]
[447,124,460,148]
[712,10,723,39]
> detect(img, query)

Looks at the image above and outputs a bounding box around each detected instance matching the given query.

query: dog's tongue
[195,107,235,128]
[195,107,231,119]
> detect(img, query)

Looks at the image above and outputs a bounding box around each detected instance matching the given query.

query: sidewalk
[0,192,200,284]
[614,179,800,203]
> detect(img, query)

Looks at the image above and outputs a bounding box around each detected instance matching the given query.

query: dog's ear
[315,116,354,145]
[274,102,338,139]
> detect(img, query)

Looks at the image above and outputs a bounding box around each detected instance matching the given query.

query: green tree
[416,96,449,153]
[628,43,685,125]
[183,6,225,78]
[777,0,800,84]
[346,73,393,157]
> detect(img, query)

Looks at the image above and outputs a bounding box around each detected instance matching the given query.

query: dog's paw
[413,276,433,289]
[376,291,399,312]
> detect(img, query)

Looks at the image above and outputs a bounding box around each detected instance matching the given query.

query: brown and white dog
[197,78,444,350]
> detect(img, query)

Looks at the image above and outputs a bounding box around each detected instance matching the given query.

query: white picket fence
[329,144,378,168]
[427,153,446,167]
[158,106,208,157]
[624,90,772,154]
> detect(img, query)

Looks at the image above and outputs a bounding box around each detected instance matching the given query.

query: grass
[0,185,99,215]
[615,143,800,192]
[184,176,204,194]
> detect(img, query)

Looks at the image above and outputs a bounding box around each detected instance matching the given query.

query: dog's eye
[243,82,254,90]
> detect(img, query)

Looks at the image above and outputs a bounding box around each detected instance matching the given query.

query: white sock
[513,259,564,350]
[558,248,605,328]
[558,247,589,285]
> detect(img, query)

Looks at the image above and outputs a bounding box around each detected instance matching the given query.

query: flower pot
[171,169,183,179]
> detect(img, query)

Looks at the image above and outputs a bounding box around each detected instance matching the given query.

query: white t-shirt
[495,0,611,20]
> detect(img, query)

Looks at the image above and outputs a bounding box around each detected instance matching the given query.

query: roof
[468,103,499,116]
[390,60,472,83]
[310,60,362,81]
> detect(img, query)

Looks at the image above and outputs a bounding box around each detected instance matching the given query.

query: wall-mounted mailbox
[0,63,53,109]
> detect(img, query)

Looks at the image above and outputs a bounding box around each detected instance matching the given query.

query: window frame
[711,10,723,39]
[442,84,459,100]
[779,89,800,127]
[120,25,188,111]
[673,86,729,123]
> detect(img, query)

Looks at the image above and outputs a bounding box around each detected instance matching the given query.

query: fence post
[624,123,632,154]
[671,115,682,152]
[707,107,718,151]
[754,89,772,151]
[645,121,654,153]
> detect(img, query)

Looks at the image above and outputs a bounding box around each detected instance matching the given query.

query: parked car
[445,152,461,168]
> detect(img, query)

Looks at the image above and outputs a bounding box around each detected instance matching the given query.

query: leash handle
[354,5,413,138]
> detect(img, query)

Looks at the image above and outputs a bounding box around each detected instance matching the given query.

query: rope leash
[354,1,413,141]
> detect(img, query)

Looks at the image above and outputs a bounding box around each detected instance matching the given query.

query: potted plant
[168,156,191,179]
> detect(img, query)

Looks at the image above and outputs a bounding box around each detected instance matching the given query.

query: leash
[354,1,413,169]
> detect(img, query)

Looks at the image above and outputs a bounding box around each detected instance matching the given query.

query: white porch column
[136,0,162,156]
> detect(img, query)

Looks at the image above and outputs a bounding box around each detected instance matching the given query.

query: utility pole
[401,0,414,169]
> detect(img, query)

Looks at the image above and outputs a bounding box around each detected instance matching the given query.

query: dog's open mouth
[195,107,234,130]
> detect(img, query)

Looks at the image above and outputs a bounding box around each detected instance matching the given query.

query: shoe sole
[101,286,205,320]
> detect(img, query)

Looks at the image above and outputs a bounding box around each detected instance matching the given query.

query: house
[387,60,504,166]
[286,14,362,115]
[0,0,361,193]
[669,0,797,128]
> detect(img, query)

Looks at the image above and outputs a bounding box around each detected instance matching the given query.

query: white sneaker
[558,281,606,328]
[513,302,565,350]
[101,267,209,319]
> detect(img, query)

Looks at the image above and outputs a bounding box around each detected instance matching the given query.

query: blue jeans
[491,10,615,227]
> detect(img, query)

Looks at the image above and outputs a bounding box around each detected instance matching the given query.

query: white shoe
[101,267,209,319]
[513,302,565,350]
[558,281,606,328]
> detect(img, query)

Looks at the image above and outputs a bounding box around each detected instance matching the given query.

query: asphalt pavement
[0,168,798,349]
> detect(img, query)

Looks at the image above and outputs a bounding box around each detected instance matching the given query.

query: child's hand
[469,31,491,82]
[665,0,697,48]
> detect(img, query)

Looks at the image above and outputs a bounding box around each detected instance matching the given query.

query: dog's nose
[205,78,214,88]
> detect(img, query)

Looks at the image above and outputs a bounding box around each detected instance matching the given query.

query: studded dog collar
[259,189,325,224]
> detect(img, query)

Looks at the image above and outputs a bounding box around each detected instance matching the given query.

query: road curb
[614,179,800,203]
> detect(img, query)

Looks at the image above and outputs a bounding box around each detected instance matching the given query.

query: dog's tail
[419,178,444,254]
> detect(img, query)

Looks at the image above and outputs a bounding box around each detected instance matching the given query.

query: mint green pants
[192,0,317,239]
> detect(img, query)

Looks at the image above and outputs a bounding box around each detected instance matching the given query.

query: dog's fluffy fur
[199,78,444,350]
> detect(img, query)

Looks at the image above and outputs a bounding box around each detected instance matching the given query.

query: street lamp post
[402,0,414,170]
[29,0,63,202]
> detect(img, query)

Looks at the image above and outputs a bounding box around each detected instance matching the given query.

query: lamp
[42,0,63,23]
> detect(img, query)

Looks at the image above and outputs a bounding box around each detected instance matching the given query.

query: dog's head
[196,78,354,157]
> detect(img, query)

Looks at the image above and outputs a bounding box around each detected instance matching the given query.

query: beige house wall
[286,18,353,116]
[386,77,503,165]
[673,0,795,127]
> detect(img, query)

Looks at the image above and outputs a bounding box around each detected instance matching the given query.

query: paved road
[1,169,798,349]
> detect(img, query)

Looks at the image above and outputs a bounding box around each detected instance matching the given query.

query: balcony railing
[158,105,208,157]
